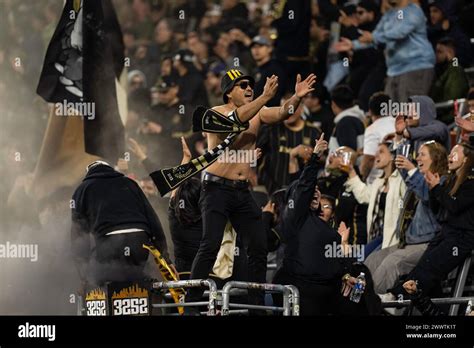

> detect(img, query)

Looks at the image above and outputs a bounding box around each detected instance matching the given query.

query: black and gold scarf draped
[397,190,419,248]
[149,106,249,196]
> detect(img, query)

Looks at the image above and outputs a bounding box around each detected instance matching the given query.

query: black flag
[36,0,125,162]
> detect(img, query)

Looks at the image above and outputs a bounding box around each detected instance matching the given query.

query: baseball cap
[250,35,271,48]
[155,75,177,92]
[221,69,255,103]
[173,49,195,63]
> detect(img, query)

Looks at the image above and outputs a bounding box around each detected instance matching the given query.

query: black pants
[390,229,474,297]
[272,268,339,315]
[89,232,151,286]
[187,180,267,304]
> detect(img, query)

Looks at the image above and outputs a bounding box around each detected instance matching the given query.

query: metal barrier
[285,285,300,316]
[449,254,472,315]
[221,281,300,316]
[382,297,474,310]
[435,98,466,110]
[151,279,218,316]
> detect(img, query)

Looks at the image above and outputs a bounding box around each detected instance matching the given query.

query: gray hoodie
[407,95,450,152]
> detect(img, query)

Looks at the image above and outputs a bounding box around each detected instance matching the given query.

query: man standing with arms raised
[185,69,316,313]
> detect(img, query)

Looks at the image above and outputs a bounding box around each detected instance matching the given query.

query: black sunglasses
[235,81,254,90]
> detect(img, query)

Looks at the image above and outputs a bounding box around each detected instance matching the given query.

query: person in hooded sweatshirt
[272,133,354,315]
[328,85,365,155]
[71,161,174,287]
[394,95,450,156]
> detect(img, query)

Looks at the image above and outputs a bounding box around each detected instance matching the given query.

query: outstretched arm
[260,74,317,124]
[284,133,327,231]
[220,75,279,123]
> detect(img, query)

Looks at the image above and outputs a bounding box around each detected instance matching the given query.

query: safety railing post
[152,279,218,315]
[285,285,300,316]
[221,281,299,316]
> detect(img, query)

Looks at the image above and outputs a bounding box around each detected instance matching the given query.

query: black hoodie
[280,154,350,283]
[71,164,170,262]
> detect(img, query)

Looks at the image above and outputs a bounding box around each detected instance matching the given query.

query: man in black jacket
[71,161,173,286]
[250,35,287,107]
[271,0,311,92]
[273,134,352,315]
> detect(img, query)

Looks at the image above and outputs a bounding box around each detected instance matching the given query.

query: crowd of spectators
[2,0,474,315]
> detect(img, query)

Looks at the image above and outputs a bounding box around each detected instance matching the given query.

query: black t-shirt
[176,70,209,107]
[306,104,334,141]
[253,59,287,107]
[257,121,321,194]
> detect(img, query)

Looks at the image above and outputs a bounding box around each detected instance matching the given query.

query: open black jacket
[280,153,351,283]
[429,173,474,245]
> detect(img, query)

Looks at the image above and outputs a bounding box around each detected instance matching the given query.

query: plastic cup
[340,152,352,173]
[400,143,411,159]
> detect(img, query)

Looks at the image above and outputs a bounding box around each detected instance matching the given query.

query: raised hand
[263,75,279,100]
[337,221,350,244]
[313,133,328,155]
[128,138,147,161]
[424,170,440,189]
[358,30,373,44]
[147,121,163,134]
[295,73,317,98]
[395,155,415,170]
[333,37,353,52]
[395,115,406,135]
[290,144,312,161]
[262,200,276,214]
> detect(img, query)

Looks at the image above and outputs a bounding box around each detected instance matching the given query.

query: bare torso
[205,104,262,180]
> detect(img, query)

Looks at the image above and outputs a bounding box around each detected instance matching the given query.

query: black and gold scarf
[397,190,419,248]
[149,106,249,196]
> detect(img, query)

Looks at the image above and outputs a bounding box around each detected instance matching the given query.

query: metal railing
[382,297,474,310]
[151,279,218,315]
[435,98,466,110]
[221,281,300,316]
